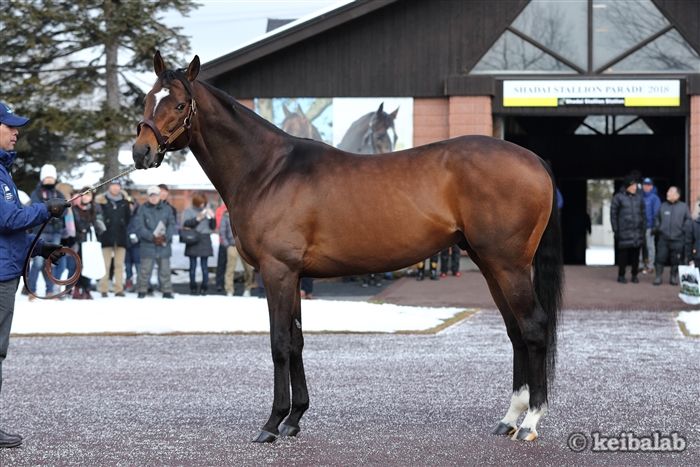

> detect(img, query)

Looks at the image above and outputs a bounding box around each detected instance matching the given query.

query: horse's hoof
[252,430,278,443]
[493,422,517,436]
[513,427,538,441]
[279,422,300,437]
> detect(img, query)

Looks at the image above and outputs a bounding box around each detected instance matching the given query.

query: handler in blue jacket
[0,102,69,448]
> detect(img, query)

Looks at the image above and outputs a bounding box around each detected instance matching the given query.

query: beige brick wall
[238,98,254,110]
[448,96,492,138]
[691,96,700,206]
[413,98,449,146]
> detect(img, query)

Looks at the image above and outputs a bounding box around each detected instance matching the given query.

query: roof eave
[199,0,399,81]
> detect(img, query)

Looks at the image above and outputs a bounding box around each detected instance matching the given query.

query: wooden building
[199,0,700,263]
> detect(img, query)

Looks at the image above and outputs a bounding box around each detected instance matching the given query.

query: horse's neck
[189,84,287,204]
[337,113,372,152]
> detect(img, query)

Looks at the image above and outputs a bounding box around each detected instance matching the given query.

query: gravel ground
[0,308,698,466]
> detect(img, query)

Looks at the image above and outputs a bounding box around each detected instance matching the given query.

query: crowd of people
[19,172,258,301]
[611,176,693,286]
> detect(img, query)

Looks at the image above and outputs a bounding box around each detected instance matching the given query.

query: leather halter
[137,70,197,157]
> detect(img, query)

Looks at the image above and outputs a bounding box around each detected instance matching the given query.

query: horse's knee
[271,343,291,365]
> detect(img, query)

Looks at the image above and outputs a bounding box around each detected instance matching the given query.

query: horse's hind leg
[479,267,529,437]
[279,289,309,437]
[493,266,549,441]
[479,260,549,441]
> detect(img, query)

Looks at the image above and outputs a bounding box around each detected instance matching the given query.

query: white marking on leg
[153,88,170,114]
[519,403,548,435]
[500,385,529,427]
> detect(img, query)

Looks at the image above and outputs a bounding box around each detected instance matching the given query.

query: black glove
[40,242,65,265]
[61,236,76,248]
[46,198,71,218]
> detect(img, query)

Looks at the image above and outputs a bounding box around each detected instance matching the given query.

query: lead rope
[22,166,138,300]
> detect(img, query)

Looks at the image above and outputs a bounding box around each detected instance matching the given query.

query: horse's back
[250,135,553,276]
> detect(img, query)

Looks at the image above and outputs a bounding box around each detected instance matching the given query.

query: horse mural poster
[255,97,413,152]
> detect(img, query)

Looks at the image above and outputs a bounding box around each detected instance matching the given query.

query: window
[470,0,700,74]
[574,115,653,135]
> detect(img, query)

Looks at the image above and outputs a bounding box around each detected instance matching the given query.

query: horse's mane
[160,69,285,136]
[195,78,286,135]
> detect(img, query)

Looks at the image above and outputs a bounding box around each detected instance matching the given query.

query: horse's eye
[176,103,186,111]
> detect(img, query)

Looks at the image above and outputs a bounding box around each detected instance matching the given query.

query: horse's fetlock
[273,405,291,419]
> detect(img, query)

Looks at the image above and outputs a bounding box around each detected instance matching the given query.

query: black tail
[533,166,564,391]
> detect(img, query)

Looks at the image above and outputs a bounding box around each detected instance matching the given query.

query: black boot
[430,259,439,280]
[653,266,663,286]
[670,268,679,286]
[200,285,207,296]
[190,284,198,296]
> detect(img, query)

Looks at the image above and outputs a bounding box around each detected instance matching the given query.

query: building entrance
[504,115,686,264]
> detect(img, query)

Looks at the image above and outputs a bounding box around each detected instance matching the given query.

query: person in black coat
[27,164,66,296]
[610,177,646,283]
[654,186,691,286]
[95,180,131,297]
[71,189,100,299]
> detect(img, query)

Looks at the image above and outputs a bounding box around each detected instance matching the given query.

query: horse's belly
[303,223,460,277]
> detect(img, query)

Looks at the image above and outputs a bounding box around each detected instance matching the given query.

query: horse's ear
[154,51,166,76]
[389,107,399,120]
[282,105,291,118]
[186,55,201,81]
[376,102,384,114]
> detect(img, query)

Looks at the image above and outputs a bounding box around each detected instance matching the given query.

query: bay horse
[337,102,398,154]
[280,104,323,142]
[133,52,563,443]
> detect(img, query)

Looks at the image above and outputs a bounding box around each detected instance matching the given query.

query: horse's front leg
[279,287,309,437]
[252,260,302,443]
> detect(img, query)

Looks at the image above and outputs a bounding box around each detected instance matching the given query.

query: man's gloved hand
[46,198,71,218]
[154,235,166,246]
[40,243,65,265]
[61,236,76,248]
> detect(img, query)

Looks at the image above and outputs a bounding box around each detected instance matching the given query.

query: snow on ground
[585,246,614,266]
[10,292,466,335]
[677,311,700,336]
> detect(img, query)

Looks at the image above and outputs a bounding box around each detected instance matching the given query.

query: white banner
[503,79,680,107]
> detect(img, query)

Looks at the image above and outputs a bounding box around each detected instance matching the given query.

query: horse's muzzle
[132,143,162,169]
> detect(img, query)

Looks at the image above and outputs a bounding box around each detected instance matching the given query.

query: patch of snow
[11,293,465,335]
[677,311,700,336]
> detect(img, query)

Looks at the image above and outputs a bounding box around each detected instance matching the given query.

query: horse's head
[133,51,200,169]
[364,103,399,154]
[281,105,322,141]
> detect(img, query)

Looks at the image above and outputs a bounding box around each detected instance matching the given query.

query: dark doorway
[504,115,686,264]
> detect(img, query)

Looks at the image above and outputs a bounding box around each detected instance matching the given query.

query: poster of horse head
[255,97,413,153]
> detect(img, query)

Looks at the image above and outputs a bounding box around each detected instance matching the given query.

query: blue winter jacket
[0,149,50,281]
[642,186,661,229]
